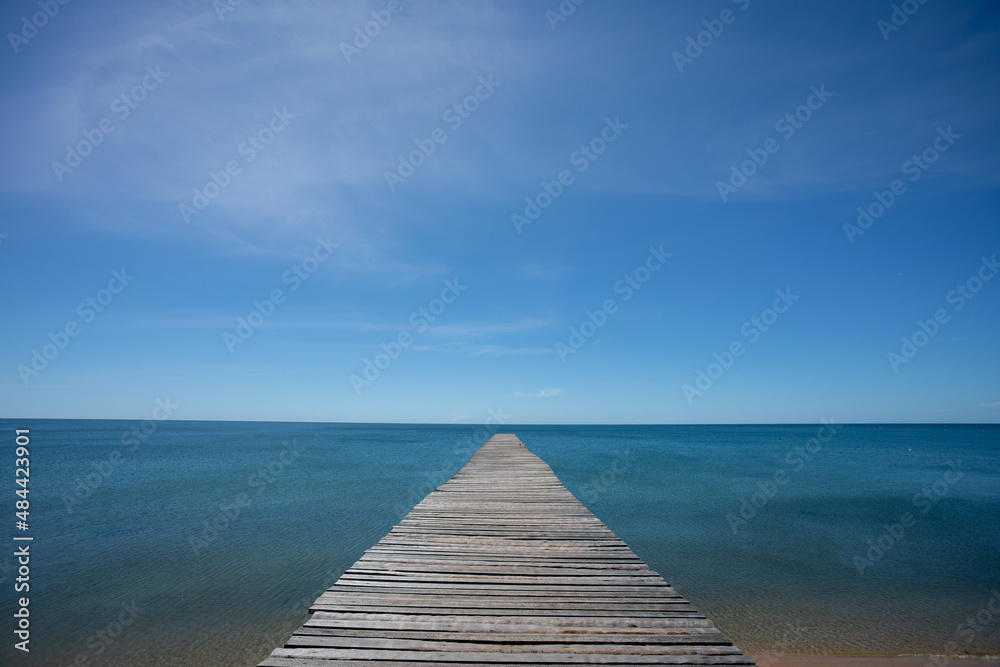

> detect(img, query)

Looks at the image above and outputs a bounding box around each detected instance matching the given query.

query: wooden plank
[294,628,730,644]
[266,647,756,663]
[257,434,755,666]
[306,612,721,629]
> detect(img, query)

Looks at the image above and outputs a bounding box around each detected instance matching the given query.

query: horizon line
[1,417,997,426]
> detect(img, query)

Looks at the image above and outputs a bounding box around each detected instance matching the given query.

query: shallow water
[2,420,998,665]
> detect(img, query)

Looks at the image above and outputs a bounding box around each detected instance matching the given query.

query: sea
[1,420,998,666]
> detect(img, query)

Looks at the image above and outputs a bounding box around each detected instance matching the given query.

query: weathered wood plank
[257,434,755,666]
[306,612,721,629]
[293,628,731,644]
[267,647,756,663]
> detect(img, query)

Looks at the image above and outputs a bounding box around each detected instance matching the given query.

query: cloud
[426,318,555,338]
[450,413,473,423]
[407,342,553,357]
[976,401,1000,409]
[460,344,552,357]
[278,317,555,337]
[513,388,562,398]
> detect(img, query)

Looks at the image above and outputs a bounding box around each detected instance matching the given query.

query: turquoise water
[1,420,998,666]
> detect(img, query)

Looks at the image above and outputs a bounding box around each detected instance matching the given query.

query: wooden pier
[259,434,755,665]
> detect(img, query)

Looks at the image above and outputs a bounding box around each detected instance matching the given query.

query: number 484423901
[15,430,30,529]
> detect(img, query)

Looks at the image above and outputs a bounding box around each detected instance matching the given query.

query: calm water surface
[1,420,998,666]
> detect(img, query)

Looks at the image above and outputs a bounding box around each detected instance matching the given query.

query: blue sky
[1,0,998,424]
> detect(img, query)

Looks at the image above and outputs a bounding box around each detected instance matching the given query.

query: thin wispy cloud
[461,344,553,357]
[426,319,555,338]
[408,342,553,357]
[513,388,562,398]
